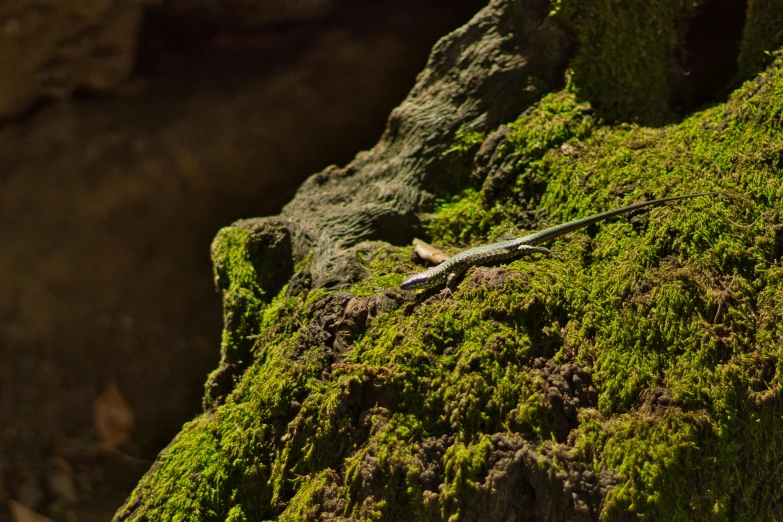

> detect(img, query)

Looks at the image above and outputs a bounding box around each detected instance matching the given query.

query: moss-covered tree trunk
[116,0,783,520]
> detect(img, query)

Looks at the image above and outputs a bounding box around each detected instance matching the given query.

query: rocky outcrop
[116,0,783,520]
[202,0,571,406]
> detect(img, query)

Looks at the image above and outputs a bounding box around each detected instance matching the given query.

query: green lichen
[118,37,783,522]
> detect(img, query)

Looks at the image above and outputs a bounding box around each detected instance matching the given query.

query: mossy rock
[116,1,783,520]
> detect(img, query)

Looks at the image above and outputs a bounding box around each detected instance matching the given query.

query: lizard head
[399,270,437,290]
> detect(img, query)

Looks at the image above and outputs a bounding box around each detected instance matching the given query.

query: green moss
[428,90,596,247]
[436,124,490,196]
[505,89,596,153]
[276,470,331,521]
[119,52,783,522]
[351,246,411,296]
[425,189,493,247]
[225,505,248,522]
[204,226,277,406]
[443,125,486,159]
[439,435,493,515]
[552,0,685,124]
[575,411,712,520]
[118,288,334,521]
[737,0,783,81]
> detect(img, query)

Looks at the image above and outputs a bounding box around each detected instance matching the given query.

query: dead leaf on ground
[413,238,450,264]
[9,500,53,522]
[92,379,135,451]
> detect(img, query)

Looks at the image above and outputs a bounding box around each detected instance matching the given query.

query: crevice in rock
[673,0,747,112]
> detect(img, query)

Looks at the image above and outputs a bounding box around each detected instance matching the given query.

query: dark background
[0,1,485,520]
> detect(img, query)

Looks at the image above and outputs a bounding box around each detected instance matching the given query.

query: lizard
[400,192,713,291]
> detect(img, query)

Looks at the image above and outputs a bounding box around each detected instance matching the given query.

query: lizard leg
[441,272,458,297]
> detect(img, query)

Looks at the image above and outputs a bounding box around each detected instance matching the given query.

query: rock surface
[0,1,146,119]
[162,0,343,25]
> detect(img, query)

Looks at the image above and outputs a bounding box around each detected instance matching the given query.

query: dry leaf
[9,500,53,522]
[46,458,78,504]
[92,379,135,451]
[412,238,450,264]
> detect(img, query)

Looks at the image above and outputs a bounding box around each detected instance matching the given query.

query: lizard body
[400,192,712,291]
